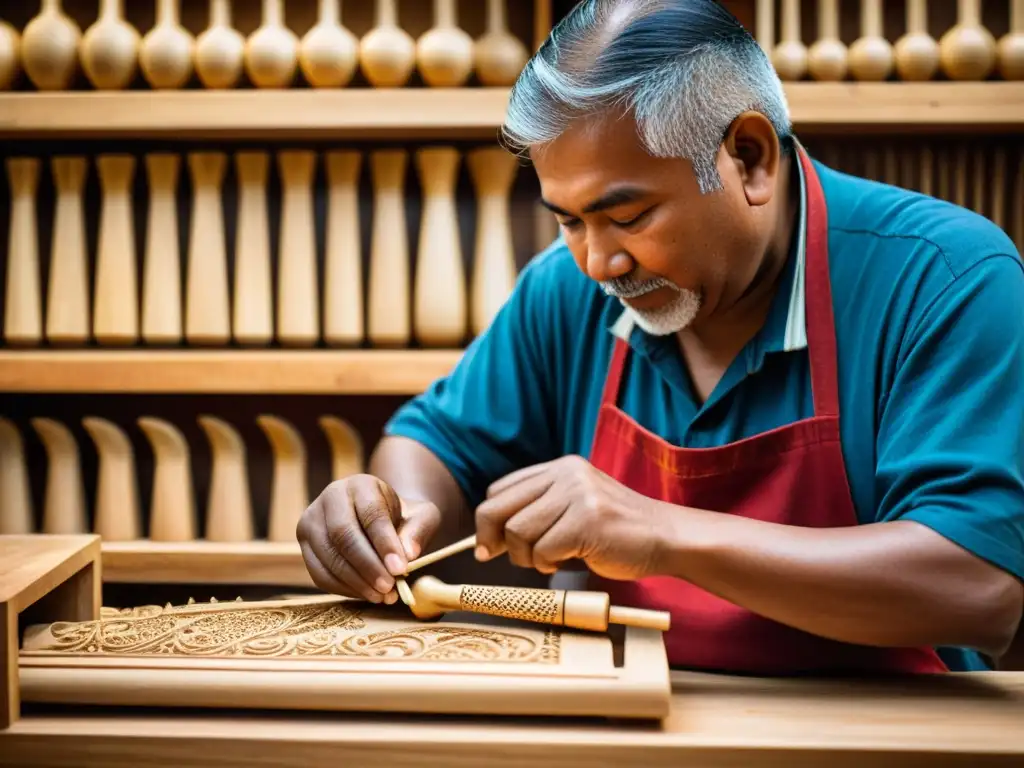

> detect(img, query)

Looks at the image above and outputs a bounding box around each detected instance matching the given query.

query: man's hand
[474,455,666,581]
[296,474,442,604]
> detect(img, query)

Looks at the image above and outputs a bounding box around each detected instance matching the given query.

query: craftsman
[297,0,1024,675]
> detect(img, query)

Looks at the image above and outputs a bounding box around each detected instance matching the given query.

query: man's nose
[586,231,634,282]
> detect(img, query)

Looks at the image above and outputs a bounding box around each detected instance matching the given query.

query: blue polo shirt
[385,153,1024,672]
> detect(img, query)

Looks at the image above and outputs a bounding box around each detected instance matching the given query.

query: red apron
[587,147,948,675]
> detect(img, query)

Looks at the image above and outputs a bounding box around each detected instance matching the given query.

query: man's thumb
[397,500,442,561]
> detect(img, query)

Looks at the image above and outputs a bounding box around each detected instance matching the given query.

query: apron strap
[600,336,631,407]
[797,146,841,419]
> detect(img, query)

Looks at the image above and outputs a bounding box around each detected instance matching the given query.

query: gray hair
[500,0,793,194]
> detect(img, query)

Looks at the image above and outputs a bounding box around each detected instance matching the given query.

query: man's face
[531,113,777,336]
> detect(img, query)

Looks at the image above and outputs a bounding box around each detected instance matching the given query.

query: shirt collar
[608,141,810,359]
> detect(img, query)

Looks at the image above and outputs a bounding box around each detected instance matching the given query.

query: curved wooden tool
[257,414,308,542]
[31,417,87,534]
[82,416,140,540]
[0,417,33,534]
[318,415,364,480]
[138,417,196,542]
[197,415,253,542]
[408,575,671,633]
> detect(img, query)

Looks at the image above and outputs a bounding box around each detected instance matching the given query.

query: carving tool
[409,575,672,633]
[394,533,477,607]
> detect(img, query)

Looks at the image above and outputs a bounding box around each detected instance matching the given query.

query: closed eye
[610,208,652,228]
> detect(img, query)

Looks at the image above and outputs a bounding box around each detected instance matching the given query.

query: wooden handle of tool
[408,576,672,633]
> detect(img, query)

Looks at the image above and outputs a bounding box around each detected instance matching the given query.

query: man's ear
[721,112,782,207]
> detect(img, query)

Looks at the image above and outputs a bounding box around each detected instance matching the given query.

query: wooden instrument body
[18,595,671,720]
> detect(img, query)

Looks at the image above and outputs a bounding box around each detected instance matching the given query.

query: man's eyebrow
[539,186,648,217]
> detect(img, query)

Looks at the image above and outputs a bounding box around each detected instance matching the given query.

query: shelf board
[0,88,515,141]
[0,83,1020,141]
[101,541,314,587]
[0,349,463,395]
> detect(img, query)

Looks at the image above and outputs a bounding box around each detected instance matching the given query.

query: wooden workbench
[2,669,1023,767]
[2,535,1023,766]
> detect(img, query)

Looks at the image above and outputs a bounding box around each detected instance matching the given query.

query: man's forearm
[368,435,472,548]
[659,506,1024,658]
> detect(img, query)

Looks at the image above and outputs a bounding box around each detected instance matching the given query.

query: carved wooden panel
[18,594,671,719]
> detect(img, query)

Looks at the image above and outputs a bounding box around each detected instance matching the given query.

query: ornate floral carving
[27,599,562,663]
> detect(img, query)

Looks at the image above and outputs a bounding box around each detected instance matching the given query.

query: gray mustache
[599,275,676,299]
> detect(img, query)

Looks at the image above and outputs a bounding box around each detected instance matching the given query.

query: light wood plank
[0,85,1019,141]
[100,541,314,587]
[2,672,1024,765]
[0,350,463,395]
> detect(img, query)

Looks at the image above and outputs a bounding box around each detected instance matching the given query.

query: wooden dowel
[403,534,477,574]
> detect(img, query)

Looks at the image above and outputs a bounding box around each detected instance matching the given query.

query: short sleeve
[383,249,564,508]
[874,253,1024,581]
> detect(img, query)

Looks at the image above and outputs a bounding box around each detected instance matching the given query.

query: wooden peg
[414,147,467,347]
[1012,151,1024,253]
[474,0,527,86]
[999,0,1024,80]
[894,0,939,81]
[368,150,410,347]
[991,146,1006,231]
[755,0,774,57]
[197,415,254,542]
[138,417,197,542]
[277,150,320,346]
[0,16,19,89]
[808,0,847,81]
[318,416,364,480]
[185,152,230,345]
[140,0,194,89]
[82,417,141,541]
[47,157,90,344]
[31,418,87,535]
[299,0,358,88]
[233,151,273,346]
[0,417,33,535]
[359,0,415,87]
[918,145,934,197]
[939,0,997,81]
[80,0,139,90]
[21,0,81,90]
[771,0,807,80]
[848,0,893,81]
[417,0,474,87]
[257,415,308,542]
[244,0,298,88]
[142,153,183,344]
[4,157,42,346]
[195,0,244,88]
[93,154,138,345]
[408,575,672,633]
[468,147,519,337]
[323,150,364,347]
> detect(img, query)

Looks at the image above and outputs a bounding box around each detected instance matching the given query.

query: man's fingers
[299,540,362,599]
[350,478,408,578]
[532,513,584,574]
[304,522,386,603]
[475,471,553,559]
[316,486,394,601]
[502,490,568,569]
[484,460,553,498]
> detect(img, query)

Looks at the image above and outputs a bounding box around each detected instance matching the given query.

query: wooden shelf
[0,84,1020,141]
[101,541,314,587]
[0,350,463,395]
[0,89,516,141]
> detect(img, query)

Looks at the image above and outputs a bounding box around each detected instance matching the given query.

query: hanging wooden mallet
[408,575,672,633]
